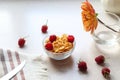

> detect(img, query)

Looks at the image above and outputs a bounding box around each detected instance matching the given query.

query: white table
[0,0,120,80]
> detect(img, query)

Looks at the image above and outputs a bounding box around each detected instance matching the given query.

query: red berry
[18,38,25,48]
[102,67,110,79]
[95,55,105,64]
[78,61,87,72]
[41,25,48,33]
[67,35,74,43]
[45,42,53,50]
[49,35,57,42]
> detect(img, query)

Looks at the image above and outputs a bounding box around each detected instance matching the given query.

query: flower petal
[81,0,98,34]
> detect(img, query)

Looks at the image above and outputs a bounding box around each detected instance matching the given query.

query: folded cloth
[0,49,48,80]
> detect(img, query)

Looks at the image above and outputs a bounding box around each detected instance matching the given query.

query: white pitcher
[101,0,120,14]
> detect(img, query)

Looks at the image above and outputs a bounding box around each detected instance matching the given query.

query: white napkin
[0,49,48,80]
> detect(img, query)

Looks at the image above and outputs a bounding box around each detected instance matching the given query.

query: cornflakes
[45,34,74,53]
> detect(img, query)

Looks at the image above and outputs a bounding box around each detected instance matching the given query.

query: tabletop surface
[0,0,120,80]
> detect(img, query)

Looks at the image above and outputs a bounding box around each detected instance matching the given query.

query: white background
[1,0,120,80]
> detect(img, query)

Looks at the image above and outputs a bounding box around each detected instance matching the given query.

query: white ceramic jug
[101,0,120,14]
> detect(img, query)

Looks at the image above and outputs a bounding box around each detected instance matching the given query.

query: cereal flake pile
[45,34,75,53]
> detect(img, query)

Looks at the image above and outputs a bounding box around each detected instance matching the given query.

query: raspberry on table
[95,55,105,65]
[78,61,87,72]
[41,25,48,33]
[18,38,26,48]
[102,67,110,79]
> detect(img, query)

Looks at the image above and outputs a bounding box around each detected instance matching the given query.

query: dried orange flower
[81,0,98,34]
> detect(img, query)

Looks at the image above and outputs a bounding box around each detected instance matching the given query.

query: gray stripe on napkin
[0,49,8,75]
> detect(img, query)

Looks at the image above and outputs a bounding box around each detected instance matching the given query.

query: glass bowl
[92,12,120,54]
[43,34,75,60]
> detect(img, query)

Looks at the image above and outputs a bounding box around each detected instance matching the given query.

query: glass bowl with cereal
[43,34,75,60]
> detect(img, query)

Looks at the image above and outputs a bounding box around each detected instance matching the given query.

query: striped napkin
[0,49,48,80]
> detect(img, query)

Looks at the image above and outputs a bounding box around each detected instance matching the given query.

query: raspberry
[49,35,57,42]
[102,67,110,79]
[78,61,87,72]
[41,25,48,33]
[95,55,105,65]
[18,38,25,48]
[67,35,74,43]
[45,42,53,50]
